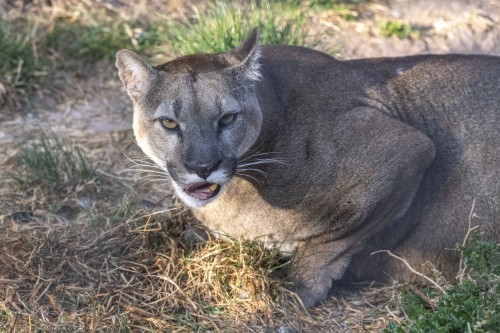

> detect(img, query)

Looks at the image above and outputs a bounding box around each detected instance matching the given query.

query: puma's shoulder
[116,29,500,307]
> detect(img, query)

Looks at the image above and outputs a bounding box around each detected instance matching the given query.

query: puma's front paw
[293,280,332,308]
[290,237,351,307]
[292,275,332,308]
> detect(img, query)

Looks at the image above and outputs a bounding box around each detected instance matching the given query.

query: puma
[116,29,499,307]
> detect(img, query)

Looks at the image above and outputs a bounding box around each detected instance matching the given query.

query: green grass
[24,0,312,65]
[0,19,42,94]
[89,194,139,229]
[1,0,315,98]
[11,131,98,195]
[309,0,363,20]
[386,232,499,333]
[379,20,418,39]
[165,0,309,55]
[309,0,369,5]
[46,19,167,62]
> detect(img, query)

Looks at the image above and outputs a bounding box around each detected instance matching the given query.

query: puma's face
[133,72,262,208]
[116,30,262,207]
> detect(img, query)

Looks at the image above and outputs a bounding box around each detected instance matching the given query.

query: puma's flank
[116,29,499,307]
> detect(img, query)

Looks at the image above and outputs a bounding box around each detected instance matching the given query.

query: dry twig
[371,250,446,294]
[457,198,479,283]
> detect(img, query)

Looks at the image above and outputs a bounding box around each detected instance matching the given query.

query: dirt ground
[2,0,500,165]
[323,0,500,58]
[1,0,499,332]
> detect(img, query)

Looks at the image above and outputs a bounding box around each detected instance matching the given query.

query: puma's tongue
[185,182,220,200]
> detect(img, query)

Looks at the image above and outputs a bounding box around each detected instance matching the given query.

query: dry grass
[0,192,394,332]
[0,1,405,332]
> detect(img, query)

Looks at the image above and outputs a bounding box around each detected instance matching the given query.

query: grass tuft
[386,232,499,332]
[379,20,418,39]
[10,131,98,195]
[46,19,166,62]
[165,0,310,55]
[178,236,288,317]
[0,19,41,95]
[89,194,139,229]
[309,0,362,20]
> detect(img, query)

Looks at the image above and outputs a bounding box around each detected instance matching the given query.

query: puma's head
[116,29,262,207]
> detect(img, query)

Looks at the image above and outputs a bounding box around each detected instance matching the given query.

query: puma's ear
[116,49,156,102]
[227,28,261,81]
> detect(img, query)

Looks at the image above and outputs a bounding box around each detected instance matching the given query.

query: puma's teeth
[184,182,221,200]
[208,183,218,192]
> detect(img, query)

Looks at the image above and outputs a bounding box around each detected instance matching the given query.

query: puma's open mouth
[185,182,221,200]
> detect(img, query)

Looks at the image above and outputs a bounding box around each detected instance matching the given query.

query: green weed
[0,19,42,94]
[379,20,418,39]
[11,131,98,195]
[46,19,165,62]
[309,0,362,20]
[309,0,369,5]
[89,194,139,229]
[165,0,309,55]
[1,1,317,98]
[386,232,499,333]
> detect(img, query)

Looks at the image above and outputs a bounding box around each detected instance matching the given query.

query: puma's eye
[160,118,178,129]
[219,113,236,126]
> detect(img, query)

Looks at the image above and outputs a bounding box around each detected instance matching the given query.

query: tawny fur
[116,29,499,307]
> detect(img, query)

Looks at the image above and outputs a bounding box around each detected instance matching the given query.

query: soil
[322,0,500,59]
[2,0,500,162]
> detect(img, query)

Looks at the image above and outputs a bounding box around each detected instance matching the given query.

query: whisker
[237,166,270,175]
[122,168,167,176]
[238,159,286,168]
[133,175,170,183]
[237,168,269,181]
[122,163,164,169]
[124,160,165,169]
[123,154,151,165]
[243,150,283,156]
[236,172,263,184]
[119,170,166,178]
[239,151,284,162]
[132,172,170,180]
[136,179,172,190]
[234,149,287,185]
[123,145,169,164]
[143,179,172,187]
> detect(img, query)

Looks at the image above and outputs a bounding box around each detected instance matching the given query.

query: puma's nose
[183,160,221,180]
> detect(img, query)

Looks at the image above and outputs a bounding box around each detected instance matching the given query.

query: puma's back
[117,30,499,307]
